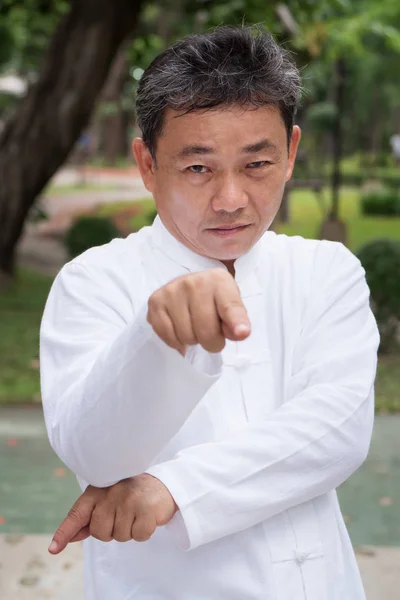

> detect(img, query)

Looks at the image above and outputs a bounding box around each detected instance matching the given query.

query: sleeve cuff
[145,462,203,551]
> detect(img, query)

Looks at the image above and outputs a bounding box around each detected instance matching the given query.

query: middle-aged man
[40,25,379,600]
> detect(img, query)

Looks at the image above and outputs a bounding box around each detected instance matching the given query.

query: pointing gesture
[147,268,250,355]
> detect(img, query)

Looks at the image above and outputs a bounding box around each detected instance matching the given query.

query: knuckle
[132,526,153,542]
[182,273,206,294]
[113,531,131,543]
[208,338,226,353]
[67,505,84,523]
[197,327,218,345]
[145,494,159,511]
[134,531,151,542]
[224,299,246,313]
[211,268,230,282]
[147,294,159,316]
[89,523,112,542]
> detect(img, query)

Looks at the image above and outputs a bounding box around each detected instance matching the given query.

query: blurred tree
[292,0,400,240]
[0,0,143,281]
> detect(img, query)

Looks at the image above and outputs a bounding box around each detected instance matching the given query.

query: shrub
[65,216,120,258]
[361,188,400,216]
[94,199,157,233]
[357,239,400,352]
[129,206,157,231]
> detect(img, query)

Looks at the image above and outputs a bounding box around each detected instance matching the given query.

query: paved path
[17,167,153,276]
[1,407,400,598]
[0,535,83,600]
[1,535,399,600]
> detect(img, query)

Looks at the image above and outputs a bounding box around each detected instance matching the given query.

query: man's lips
[208,224,250,230]
[206,224,251,237]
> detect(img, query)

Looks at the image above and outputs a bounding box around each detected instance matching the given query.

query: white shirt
[40,216,379,600]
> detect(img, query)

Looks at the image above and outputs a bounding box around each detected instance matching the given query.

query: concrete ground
[0,535,83,600]
[1,536,400,600]
[1,406,400,599]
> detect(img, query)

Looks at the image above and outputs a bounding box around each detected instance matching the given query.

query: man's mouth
[207,224,251,237]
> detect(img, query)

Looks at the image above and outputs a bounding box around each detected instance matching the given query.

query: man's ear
[285,125,301,182]
[132,138,156,193]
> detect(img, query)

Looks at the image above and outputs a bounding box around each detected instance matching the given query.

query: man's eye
[247,161,269,169]
[187,165,208,174]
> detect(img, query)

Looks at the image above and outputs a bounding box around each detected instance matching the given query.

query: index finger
[214,276,250,340]
[48,494,96,555]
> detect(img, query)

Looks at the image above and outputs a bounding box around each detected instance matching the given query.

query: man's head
[133,25,302,271]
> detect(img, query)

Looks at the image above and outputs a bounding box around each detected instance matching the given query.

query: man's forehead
[160,105,285,156]
[174,138,280,159]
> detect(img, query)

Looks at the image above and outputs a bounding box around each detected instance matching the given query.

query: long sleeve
[147,244,380,550]
[40,261,222,487]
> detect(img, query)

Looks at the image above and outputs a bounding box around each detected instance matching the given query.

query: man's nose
[211,174,249,213]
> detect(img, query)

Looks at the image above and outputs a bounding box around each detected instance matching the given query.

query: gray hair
[135,25,301,158]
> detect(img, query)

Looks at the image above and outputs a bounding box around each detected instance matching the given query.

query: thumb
[49,495,95,555]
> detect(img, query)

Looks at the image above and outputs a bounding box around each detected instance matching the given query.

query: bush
[357,239,400,351]
[361,188,400,216]
[65,216,120,258]
[341,172,366,187]
[129,206,157,231]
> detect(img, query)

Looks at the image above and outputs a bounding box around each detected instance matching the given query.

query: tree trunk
[102,42,130,165]
[318,59,348,246]
[277,184,290,223]
[330,59,346,219]
[0,0,142,279]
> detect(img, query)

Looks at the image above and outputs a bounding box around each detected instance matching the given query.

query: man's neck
[222,260,235,277]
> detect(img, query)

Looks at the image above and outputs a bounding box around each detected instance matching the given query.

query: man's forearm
[42,304,222,487]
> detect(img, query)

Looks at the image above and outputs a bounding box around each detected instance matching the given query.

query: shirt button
[294,550,310,564]
[233,354,251,370]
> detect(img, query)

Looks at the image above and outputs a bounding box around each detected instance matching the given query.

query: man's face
[133,105,300,268]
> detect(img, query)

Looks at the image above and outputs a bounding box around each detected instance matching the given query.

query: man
[40,25,379,600]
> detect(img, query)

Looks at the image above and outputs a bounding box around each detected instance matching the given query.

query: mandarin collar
[150,216,269,283]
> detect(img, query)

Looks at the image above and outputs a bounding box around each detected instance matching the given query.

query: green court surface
[1,406,399,546]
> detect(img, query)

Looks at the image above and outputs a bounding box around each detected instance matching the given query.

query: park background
[0,0,400,598]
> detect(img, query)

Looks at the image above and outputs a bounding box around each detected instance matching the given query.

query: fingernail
[48,540,58,553]
[234,324,250,335]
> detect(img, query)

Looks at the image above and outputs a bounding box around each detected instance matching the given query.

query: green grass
[375,354,400,414]
[44,183,118,196]
[278,188,400,252]
[0,270,52,404]
[95,198,155,218]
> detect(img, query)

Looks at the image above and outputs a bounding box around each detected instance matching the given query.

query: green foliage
[278,187,400,249]
[130,205,157,231]
[357,239,400,351]
[0,269,52,404]
[361,188,400,216]
[0,21,14,66]
[306,101,337,132]
[0,0,69,74]
[65,216,120,259]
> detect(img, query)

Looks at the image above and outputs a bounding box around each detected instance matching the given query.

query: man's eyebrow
[242,139,279,154]
[175,139,279,159]
[176,145,216,158]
